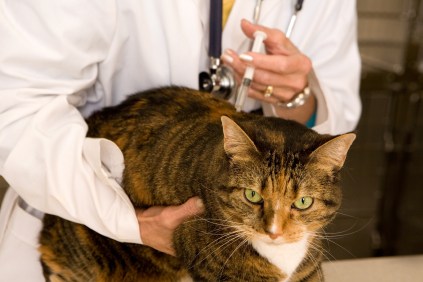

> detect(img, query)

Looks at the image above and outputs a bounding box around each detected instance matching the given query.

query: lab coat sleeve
[0,0,141,243]
[263,0,362,135]
[309,0,362,135]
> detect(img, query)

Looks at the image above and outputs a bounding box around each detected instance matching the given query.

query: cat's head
[216,116,355,246]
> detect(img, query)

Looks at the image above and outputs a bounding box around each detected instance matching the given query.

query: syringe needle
[235,31,267,112]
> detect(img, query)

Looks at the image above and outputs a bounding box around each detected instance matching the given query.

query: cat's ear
[221,116,258,161]
[309,133,356,170]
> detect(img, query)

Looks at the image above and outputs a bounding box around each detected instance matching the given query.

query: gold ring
[264,85,273,98]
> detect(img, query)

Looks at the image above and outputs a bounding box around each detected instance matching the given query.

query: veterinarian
[0,0,361,280]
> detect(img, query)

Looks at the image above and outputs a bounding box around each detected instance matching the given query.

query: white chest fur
[251,235,309,282]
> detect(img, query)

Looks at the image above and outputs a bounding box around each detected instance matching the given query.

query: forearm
[0,0,140,243]
[269,0,361,134]
[0,94,140,243]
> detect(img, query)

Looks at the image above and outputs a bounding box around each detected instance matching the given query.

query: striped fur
[39,86,355,281]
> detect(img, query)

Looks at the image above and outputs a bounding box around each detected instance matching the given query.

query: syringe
[234,31,267,112]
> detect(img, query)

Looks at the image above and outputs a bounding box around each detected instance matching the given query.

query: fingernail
[196,198,204,209]
[239,54,253,62]
[242,19,252,25]
[221,53,234,64]
[224,48,235,55]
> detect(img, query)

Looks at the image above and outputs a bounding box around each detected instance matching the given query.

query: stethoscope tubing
[209,0,223,59]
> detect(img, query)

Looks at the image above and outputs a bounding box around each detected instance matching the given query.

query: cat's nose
[266,224,283,240]
[268,232,281,240]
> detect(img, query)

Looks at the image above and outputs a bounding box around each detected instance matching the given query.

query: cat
[39,86,355,282]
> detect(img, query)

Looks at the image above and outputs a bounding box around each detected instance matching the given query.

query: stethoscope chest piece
[199,64,236,100]
[199,0,236,100]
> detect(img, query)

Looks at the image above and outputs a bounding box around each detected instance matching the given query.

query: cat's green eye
[293,197,313,210]
[244,189,263,204]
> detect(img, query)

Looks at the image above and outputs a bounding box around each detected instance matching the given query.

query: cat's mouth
[234,225,306,246]
[255,231,306,245]
[259,236,294,245]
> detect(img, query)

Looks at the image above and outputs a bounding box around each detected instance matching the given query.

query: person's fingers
[241,52,312,77]
[221,44,310,106]
[164,197,204,227]
[138,197,203,217]
[240,19,283,45]
[249,68,308,95]
[222,49,310,90]
[240,19,297,55]
[248,84,297,104]
[137,197,204,256]
[137,208,175,255]
[222,51,308,100]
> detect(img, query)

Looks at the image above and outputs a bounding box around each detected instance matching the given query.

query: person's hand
[221,19,315,123]
[136,197,204,256]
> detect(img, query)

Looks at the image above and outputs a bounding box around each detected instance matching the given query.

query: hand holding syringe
[234,31,267,112]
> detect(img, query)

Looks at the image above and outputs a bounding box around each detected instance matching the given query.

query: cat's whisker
[310,230,348,261]
[183,217,248,237]
[312,233,349,240]
[239,238,251,282]
[319,235,356,259]
[191,237,243,271]
[305,241,325,281]
[308,233,331,256]
[317,247,336,263]
[316,218,373,241]
[308,238,334,263]
[306,252,322,281]
[185,216,245,228]
[335,211,359,219]
[201,227,246,237]
[201,230,244,250]
[185,222,235,235]
[188,230,247,270]
[217,237,249,281]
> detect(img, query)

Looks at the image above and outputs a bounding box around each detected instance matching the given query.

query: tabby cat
[39,86,355,282]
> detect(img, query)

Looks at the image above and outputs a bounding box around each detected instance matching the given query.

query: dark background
[325,0,423,260]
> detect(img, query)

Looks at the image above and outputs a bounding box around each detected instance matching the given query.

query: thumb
[170,197,204,224]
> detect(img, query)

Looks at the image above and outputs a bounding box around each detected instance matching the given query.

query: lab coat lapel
[165,0,208,88]
[222,0,256,53]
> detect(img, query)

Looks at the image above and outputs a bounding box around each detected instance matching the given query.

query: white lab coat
[0,0,361,279]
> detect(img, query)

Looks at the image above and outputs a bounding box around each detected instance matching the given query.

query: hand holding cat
[136,197,204,256]
[221,20,315,123]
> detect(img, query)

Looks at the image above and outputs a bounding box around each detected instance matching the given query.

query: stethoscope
[199,0,305,104]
